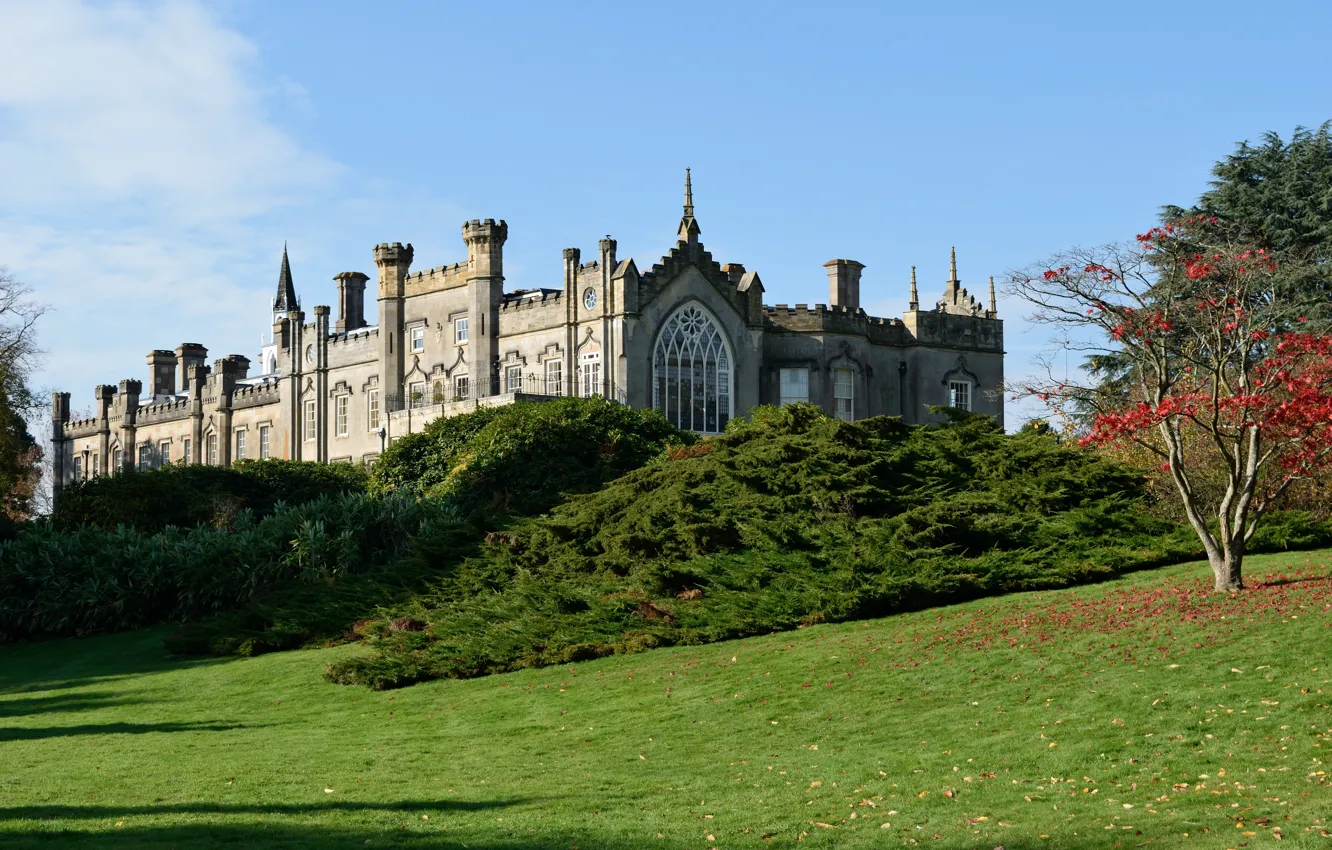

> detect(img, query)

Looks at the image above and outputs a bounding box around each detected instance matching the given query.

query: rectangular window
[545,359,563,395]
[506,365,523,394]
[408,380,426,408]
[367,389,380,430]
[72,456,82,482]
[112,448,122,473]
[159,441,171,465]
[206,434,218,466]
[259,425,271,459]
[235,429,246,461]
[949,380,971,411]
[410,325,425,352]
[304,399,317,441]
[833,368,854,422]
[181,440,189,465]
[138,445,151,470]
[779,368,810,406]
[454,317,468,344]
[335,394,349,437]
[91,452,98,476]
[454,375,469,400]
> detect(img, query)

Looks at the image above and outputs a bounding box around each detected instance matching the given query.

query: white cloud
[0,0,340,221]
[0,0,457,410]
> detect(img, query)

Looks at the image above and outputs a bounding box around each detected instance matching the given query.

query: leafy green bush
[371,396,691,515]
[51,459,369,533]
[0,492,455,642]
[324,405,1207,689]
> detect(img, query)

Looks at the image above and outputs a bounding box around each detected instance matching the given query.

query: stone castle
[49,172,1004,497]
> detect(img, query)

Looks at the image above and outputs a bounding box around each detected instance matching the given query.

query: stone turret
[374,242,414,410]
[463,220,507,396]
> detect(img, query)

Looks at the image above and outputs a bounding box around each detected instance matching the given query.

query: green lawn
[2,551,1330,849]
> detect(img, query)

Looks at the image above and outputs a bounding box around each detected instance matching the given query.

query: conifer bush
[0,492,455,641]
[324,406,1209,689]
[51,459,369,533]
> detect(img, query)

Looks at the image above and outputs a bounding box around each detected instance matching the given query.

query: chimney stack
[146,350,178,399]
[175,343,208,395]
[823,259,865,312]
[334,271,370,333]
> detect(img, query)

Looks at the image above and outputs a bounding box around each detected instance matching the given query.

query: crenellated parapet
[461,218,508,250]
[232,377,281,410]
[765,304,909,345]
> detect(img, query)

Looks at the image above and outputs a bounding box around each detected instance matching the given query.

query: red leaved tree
[1012,218,1332,591]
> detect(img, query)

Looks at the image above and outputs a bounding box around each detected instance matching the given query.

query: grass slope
[2,551,1330,849]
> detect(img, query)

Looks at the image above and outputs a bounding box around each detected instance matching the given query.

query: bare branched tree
[1,266,48,520]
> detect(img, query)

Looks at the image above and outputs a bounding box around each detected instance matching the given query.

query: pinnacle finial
[909,265,919,310]
[274,241,298,313]
[988,275,997,315]
[949,246,958,281]
[684,167,694,219]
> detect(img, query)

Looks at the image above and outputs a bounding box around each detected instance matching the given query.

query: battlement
[764,303,909,345]
[136,397,191,425]
[233,377,281,410]
[328,326,379,348]
[64,418,101,438]
[499,288,563,313]
[404,260,469,295]
[462,218,508,246]
[373,242,414,267]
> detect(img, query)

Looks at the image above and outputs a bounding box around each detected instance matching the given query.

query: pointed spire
[988,275,997,316]
[274,242,298,313]
[908,265,919,311]
[949,246,958,282]
[677,168,701,242]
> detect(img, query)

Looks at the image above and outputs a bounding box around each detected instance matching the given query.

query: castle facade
[49,173,1004,498]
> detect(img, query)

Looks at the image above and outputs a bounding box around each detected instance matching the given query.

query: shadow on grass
[1253,574,1332,589]
[0,798,526,821]
[0,691,147,720]
[0,820,1064,850]
[0,721,261,743]
[0,627,234,696]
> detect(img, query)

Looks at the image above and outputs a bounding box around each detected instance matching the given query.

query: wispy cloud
[0,0,462,407]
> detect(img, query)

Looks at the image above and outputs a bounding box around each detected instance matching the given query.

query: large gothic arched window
[653,303,732,434]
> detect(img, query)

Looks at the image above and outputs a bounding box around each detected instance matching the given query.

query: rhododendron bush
[1012,217,1332,591]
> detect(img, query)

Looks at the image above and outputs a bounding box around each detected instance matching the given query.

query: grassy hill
[2,550,1329,849]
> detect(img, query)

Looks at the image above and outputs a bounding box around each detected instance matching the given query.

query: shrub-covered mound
[324,406,1204,689]
[158,398,691,654]
[370,396,692,514]
[52,459,369,532]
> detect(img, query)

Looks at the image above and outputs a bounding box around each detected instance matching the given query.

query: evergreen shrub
[51,459,369,533]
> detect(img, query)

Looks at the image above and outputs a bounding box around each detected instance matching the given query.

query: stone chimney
[722,263,746,286]
[824,259,865,312]
[222,354,250,381]
[176,343,208,394]
[146,350,178,398]
[334,271,370,333]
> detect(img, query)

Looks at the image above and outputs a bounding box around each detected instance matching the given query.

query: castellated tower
[463,219,507,396]
[374,241,413,409]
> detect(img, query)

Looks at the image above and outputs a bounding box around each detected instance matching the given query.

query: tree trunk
[1210,550,1244,592]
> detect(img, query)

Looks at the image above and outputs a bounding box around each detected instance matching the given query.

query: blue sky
[3,0,1330,425]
